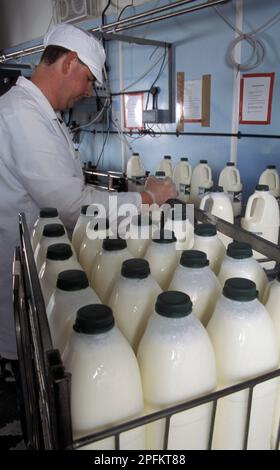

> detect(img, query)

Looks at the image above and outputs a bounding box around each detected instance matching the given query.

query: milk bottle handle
[200,192,211,209]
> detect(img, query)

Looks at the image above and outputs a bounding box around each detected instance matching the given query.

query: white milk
[144,230,178,290]
[126,152,145,178]
[173,158,192,203]
[34,223,70,273]
[169,250,221,326]
[90,238,132,303]
[193,223,226,274]
[126,214,154,258]
[108,259,162,352]
[47,269,100,355]
[264,275,280,449]
[218,162,243,216]
[259,165,280,198]
[241,184,280,269]
[199,189,234,247]
[39,243,81,306]
[63,305,145,450]
[72,205,99,256]
[218,241,268,301]
[78,218,111,277]
[31,207,62,251]
[157,155,173,179]
[137,291,216,450]
[190,160,213,208]
[207,278,279,450]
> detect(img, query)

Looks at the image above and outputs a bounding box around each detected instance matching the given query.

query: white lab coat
[0,76,141,359]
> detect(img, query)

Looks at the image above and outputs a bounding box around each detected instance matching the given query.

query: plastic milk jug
[126,152,145,179]
[169,250,221,326]
[157,155,173,179]
[193,223,226,274]
[31,207,62,251]
[144,230,178,290]
[63,304,145,450]
[263,273,280,449]
[72,205,99,256]
[218,162,243,216]
[47,269,100,354]
[207,278,279,450]
[109,259,162,352]
[79,218,111,278]
[90,238,132,303]
[39,243,81,307]
[137,291,216,450]
[34,223,70,273]
[241,185,280,269]
[190,160,213,208]
[259,165,280,198]
[173,158,192,203]
[218,241,268,301]
[200,188,234,247]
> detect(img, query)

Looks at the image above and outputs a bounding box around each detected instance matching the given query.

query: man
[0,24,177,362]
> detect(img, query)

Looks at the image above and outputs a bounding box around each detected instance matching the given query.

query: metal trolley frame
[13,211,280,450]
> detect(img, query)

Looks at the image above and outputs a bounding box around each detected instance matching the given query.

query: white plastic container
[190,160,213,208]
[218,162,243,216]
[259,165,280,198]
[108,259,162,352]
[63,304,145,450]
[144,230,178,290]
[90,238,132,303]
[34,223,70,273]
[199,188,234,247]
[207,278,279,450]
[78,218,111,278]
[193,223,226,275]
[39,243,81,307]
[169,250,221,326]
[31,207,62,251]
[126,214,154,258]
[157,155,173,179]
[137,291,216,450]
[72,205,98,256]
[173,158,192,203]
[126,152,145,179]
[47,269,100,355]
[241,184,280,269]
[218,241,268,301]
[263,274,280,449]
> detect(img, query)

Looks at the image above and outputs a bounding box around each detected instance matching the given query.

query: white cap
[43,24,106,85]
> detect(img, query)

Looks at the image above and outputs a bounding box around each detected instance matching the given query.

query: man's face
[62,55,96,110]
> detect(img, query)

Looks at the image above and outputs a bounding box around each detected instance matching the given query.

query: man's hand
[142,176,178,206]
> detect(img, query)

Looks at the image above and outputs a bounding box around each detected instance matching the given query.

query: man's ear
[62,51,78,74]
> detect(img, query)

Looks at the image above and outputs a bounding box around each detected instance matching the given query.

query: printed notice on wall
[239,73,275,124]
[124,93,144,129]
[184,79,202,122]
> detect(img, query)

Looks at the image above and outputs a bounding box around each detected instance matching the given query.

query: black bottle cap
[56,269,89,291]
[152,229,177,244]
[164,155,172,159]
[102,238,127,251]
[226,162,235,166]
[200,160,208,164]
[267,165,276,169]
[195,223,217,237]
[39,207,58,218]
[227,241,252,259]
[42,224,65,237]
[121,259,150,279]
[180,250,209,268]
[155,291,192,318]
[46,243,73,260]
[223,277,257,301]
[180,157,188,161]
[73,304,115,334]
[155,171,166,177]
[255,184,269,191]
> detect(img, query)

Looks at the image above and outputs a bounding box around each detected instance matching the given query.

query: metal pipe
[87,129,280,139]
[0,0,231,63]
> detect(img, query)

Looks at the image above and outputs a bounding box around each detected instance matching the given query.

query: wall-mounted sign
[239,72,275,125]
[184,79,202,123]
[124,93,144,130]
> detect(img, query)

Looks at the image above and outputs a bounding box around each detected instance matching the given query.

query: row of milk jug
[31,209,279,450]
[53,283,280,450]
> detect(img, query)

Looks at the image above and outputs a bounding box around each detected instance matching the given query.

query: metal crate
[13,211,280,450]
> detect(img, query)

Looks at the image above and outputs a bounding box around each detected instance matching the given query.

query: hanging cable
[213,5,280,70]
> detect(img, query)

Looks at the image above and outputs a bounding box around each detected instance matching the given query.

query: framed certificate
[239,72,275,125]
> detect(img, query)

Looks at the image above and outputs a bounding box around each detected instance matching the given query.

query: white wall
[0,0,53,50]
